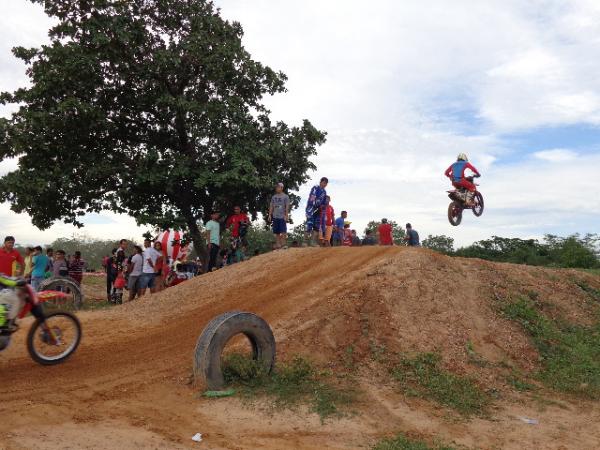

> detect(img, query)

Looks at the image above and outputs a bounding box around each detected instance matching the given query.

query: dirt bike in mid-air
[447,175,484,226]
[0,275,82,365]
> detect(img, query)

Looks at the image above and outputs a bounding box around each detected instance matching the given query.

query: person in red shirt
[0,236,24,276]
[318,196,335,247]
[378,219,394,246]
[226,206,250,239]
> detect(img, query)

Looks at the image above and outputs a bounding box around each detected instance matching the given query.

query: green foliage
[364,220,406,245]
[455,234,600,269]
[574,280,600,302]
[287,222,308,246]
[502,297,600,398]
[244,223,276,255]
[506,372,535,392]
[422,235,454,254]
[373,433,458,450]
[47,234,138,269]
[222,354,354,422]
[391,353,489,416]
[0,0,325,250]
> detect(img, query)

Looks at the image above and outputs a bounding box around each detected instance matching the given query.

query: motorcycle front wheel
[472,192,484,217]
[448,201,463,226]
[27,310,82,365]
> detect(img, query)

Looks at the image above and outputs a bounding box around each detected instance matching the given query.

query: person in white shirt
[139,239,160,296]
[127,245,144,301]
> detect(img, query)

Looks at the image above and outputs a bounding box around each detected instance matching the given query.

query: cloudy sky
[1,0,599,247]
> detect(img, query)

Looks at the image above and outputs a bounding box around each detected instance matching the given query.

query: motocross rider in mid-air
[444,153,481,206]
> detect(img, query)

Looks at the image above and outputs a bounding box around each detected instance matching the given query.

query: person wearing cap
[305,177,328,246]
[342,221,353,246]
[205,211,222,272]
[0,236,24,277]
[404,223,421,247]
[268,182,290,249]
[378,219,394,246]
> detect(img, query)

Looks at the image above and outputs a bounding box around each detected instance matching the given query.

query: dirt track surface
[1,247,600,449]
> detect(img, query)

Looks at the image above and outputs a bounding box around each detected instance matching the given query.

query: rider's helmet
[457,153,468,161]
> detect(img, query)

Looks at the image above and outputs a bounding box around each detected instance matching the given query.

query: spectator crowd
[0,177,422,302]
[0,236,87,292]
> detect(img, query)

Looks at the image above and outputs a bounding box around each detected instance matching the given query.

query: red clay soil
[1,247,600,449]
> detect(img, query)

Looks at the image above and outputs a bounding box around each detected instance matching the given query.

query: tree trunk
[186,216,207,266]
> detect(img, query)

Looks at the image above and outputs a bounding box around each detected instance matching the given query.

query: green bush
[391,353,489,416]
[502,297,600,398]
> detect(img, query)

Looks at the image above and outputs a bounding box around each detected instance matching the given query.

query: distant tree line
[422,233,600,269]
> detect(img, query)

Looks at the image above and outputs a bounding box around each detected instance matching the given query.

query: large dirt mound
[1,247,599,449]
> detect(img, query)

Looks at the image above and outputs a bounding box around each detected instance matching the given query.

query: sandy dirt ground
[1,247,600,450]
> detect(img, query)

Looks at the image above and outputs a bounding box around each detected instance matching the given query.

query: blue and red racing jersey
[445,161,480,182]
[305,185,327,217]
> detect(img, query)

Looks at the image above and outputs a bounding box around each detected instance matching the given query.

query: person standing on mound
[305,177,328,246]
[378,218,394,246]
[268,182,290,249]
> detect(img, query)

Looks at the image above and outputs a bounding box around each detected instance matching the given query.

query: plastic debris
[203,389,236,398]
[519,417,539,425]
[192,433,203,442]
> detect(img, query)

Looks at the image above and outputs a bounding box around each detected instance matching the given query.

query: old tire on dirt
[193,311,276,390]
[447,201,463,226]
[39,277,84,309]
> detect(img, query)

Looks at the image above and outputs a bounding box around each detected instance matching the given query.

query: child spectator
[351,230,361,246]
[319,196,335,247]
[342,222,353,246]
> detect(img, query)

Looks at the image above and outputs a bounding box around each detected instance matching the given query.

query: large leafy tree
[0,0,326,249]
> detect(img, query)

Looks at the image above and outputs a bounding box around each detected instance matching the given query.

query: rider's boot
[465,191,475,207]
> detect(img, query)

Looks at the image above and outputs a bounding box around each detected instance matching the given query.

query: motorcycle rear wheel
[448,201,463,226]
[472,192,484,217]
[27,310,81,365]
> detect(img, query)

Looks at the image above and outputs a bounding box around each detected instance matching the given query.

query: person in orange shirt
[0,236,24,277]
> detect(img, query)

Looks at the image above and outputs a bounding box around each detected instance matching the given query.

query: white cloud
[0,0,599,248]
[533,149,578,162]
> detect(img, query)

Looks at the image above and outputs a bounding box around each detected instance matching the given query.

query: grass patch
[574,280,600,301]
[506,372,535,392]
[373,432,458,450]
[391,353,489,416]
[502,297,600,398]
[222,354,354,422]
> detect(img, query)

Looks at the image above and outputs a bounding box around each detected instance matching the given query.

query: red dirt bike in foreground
[447,176,484,226]
[0,275,82,365]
